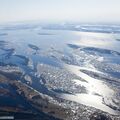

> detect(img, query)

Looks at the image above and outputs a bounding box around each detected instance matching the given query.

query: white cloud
[0,0,120,23]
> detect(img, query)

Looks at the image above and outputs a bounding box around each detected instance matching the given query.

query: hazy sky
[0,0,120,23]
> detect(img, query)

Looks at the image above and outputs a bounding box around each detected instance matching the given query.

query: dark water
[0,23,120,115]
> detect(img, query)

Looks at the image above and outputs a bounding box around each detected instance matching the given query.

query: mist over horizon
[0,0,120,24]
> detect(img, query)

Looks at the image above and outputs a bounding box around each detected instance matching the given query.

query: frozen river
[0,23,120,115]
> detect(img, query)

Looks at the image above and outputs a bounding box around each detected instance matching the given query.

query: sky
[0,0,120,23]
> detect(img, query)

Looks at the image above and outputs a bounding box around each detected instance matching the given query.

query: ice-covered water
[0,23,120,115]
